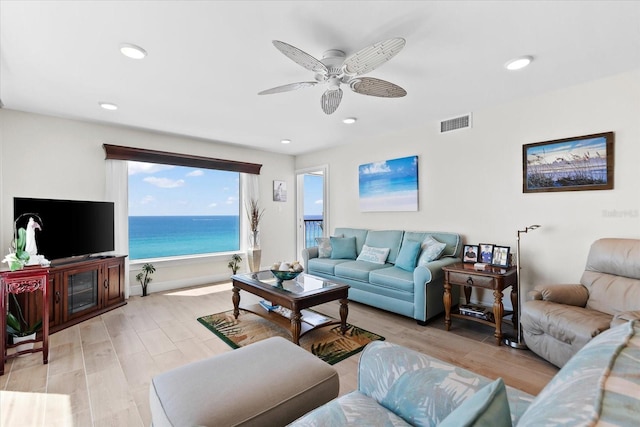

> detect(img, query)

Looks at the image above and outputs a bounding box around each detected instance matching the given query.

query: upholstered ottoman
[149,336,339,426]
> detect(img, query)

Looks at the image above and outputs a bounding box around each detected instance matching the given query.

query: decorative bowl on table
[270,269,303,285]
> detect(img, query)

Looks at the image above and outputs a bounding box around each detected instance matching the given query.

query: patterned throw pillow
[417,235,447,266]
[315,237,332,258]
[356,244,390,264]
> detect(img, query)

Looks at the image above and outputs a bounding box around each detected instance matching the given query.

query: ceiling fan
[258,38,407,114]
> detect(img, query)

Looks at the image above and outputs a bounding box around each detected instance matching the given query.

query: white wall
[0,109,298,295]
[296,69,640,307]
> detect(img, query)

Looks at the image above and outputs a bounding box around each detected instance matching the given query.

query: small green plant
[136,263,156,297]
[228,254,242,275]
[6,293,42,338]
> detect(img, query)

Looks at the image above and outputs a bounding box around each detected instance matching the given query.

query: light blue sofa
[290,319,640,426]
[302,228,462,324]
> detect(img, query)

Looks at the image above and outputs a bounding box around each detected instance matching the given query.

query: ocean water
[130,215,325,260]
[129,216,240,260]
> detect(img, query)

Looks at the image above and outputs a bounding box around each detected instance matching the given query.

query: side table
[442,263,517,346]
[1,267,50,375]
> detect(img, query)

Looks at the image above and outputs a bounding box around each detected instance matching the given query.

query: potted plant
[6,293,42,352]
[136,263,156,297]
[228,254,242,275]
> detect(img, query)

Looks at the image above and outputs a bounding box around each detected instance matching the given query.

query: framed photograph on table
[463,245,479,263]
[491,245,511,267]
[479,244,494,264]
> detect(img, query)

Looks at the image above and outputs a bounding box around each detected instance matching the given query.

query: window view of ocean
[129,216,239,260]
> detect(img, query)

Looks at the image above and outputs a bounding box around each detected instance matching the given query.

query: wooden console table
[442,263,517,346]
[1,267,50,375]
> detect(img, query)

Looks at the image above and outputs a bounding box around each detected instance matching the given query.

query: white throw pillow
[417,236,447,265]
[356,244,390,264]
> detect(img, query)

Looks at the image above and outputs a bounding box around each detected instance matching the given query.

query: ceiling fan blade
[321,88,343,114]
[350,77,407,98]
[343,37,406,76]
[258,81,318,95]
[272,40,328,74]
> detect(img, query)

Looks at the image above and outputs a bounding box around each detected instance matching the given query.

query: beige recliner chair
[521,238,640,367]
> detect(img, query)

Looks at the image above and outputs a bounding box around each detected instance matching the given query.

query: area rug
[197,309,384,365]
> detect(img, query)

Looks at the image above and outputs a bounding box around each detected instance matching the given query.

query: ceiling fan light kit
[259,37,407,114]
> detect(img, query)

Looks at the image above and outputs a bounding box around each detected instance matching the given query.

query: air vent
[440,113,472,133]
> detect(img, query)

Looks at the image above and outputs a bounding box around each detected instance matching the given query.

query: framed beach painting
[359,155,418,212]
[523,132,614,193]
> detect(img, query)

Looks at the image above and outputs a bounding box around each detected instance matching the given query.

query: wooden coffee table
[231,271,350,345]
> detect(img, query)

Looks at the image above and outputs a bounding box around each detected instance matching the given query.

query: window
[128,161,240,260]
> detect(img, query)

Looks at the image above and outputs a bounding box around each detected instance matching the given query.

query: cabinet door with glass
[62,263,101,322]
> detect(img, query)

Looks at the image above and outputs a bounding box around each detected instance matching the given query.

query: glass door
[296,165,329,262]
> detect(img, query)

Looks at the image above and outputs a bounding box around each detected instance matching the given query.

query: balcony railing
[304,219,323,248]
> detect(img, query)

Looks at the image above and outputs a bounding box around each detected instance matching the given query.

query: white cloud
[186,170,204,177]
[208,202,218,208]
[226,196,237,204]
[140,195,155,205]
[360,161,391,175]
[315,199,323,205]
[128,161,174,175]
[143,177,185,188]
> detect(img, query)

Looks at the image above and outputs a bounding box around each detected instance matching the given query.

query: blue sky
[304,174,323,217]
[129,162,325,217]
[128,162,239,216]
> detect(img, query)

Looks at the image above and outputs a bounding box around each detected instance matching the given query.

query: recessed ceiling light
[120,43,147,59]
[343,117,357,124]
[505,55,533,71]
[281,139,291,144]
[99,102,118,111]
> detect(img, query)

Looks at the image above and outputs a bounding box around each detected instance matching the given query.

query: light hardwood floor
[1,281,558,426]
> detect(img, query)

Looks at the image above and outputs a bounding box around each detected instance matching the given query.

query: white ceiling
[1,1,639,155]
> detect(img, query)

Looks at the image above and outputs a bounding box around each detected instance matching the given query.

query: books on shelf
[459,304,495,322]
[259,300,332,326]
[259,300,279,311]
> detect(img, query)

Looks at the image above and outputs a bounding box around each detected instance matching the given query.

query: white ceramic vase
[13,333,36,355]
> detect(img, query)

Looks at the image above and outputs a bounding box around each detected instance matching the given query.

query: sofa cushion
[334,260,390,282]
[369,267,415,293]
[417,235,447,265]
[307,258,350,276]
[395,240,422,271]
[356,244,390,264]
[439,378,512,427]
[518,320,640,426]
[330,236,357,259]
[521,300,612,348]
[364,230,404,264]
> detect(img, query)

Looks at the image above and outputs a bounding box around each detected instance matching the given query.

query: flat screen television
[13,197,115,263]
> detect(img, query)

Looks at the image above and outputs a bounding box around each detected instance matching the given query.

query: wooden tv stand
[19,255,127,334]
